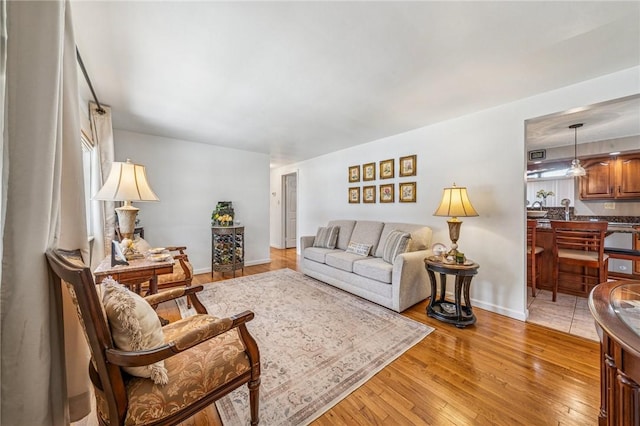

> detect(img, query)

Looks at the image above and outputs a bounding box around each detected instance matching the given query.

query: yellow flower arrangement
[212,213,233,226]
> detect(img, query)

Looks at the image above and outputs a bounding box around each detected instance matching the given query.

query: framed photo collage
[348,155,417,204]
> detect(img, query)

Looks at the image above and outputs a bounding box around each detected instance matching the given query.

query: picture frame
[379,183,394,203]
[111,240,129,267]
[399,155,417,177]
[379,159,394,179]
[348,165,360,182]
[399,182,417,202]
[362,162,376,181]
[348,187,360,203]
[363,185,376,203]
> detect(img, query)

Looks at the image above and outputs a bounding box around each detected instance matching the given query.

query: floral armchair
[46,248,261,425]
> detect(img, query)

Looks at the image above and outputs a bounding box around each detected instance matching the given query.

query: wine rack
[211,226,244,278]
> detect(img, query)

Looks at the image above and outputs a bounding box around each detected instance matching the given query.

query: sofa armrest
[390,249,433,312]
[300,235,315,251]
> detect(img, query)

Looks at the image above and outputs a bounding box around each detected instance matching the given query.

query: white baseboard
[471,298,527,321]
[193,258,272,276]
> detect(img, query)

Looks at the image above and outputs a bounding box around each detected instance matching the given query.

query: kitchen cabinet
[580,153,640,200]
[617,153,640,199]
[636,226,640,275]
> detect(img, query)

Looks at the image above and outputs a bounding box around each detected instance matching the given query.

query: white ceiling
[70,1,640,168]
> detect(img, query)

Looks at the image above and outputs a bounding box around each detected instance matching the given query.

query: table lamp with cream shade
[433,183,478,257]
[93,159,159,240]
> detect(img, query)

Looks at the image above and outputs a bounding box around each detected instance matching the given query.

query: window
[81,130,94,237]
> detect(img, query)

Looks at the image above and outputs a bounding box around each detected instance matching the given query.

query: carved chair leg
[248,378,260,425]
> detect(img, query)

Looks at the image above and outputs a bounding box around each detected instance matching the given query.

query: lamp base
[446,218,462,257]
[115,204,139,240]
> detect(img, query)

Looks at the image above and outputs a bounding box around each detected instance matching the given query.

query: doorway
[282,172,297,249]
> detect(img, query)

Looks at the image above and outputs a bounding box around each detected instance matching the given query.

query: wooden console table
[94,255,174,295]
[425,256,480,328]
[589,280,640,425]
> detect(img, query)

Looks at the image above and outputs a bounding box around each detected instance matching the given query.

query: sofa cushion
[382,230,411,264]
[312,226,339,249]
[345,241,372,256]
[375,223,432,257]
[349,221,385,254]
[303,247,341,264]
[353,257,393,284]
[325,251,368,272]
[327,220,357,250]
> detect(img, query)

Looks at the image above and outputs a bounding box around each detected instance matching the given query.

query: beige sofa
[300,220,433,312]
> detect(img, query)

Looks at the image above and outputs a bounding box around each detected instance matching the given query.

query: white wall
[271,66,640,321]
[115,130,271,274]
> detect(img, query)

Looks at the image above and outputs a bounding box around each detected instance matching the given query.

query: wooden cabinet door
[616,153,640,199]
[580,158,615,199]
[635,226,640,275]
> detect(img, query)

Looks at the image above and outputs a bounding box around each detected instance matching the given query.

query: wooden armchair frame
[157,246,193,291]
[46,248,260,425]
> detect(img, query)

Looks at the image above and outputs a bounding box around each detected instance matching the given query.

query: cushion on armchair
[101,277,169,385]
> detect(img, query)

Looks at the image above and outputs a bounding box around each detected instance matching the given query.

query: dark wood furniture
[532,224,640,297]
[212,225,244,278]
[46,248,261,426]
[112,230,195,304]
[156,246,195,308]
[589,280,640,426]
[425,256,480,328]
[527,219,543,297]
[580,153,640,200]
[94,254,175,295]
[551,220,609,302]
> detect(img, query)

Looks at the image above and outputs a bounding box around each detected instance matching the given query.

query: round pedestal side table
[424,256,480,328]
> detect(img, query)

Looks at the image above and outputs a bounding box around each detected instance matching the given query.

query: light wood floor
[160,248,600,426]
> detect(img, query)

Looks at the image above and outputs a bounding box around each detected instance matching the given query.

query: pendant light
[566,123,586,177]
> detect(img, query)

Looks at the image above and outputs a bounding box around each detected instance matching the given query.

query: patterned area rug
[177,269,434,425]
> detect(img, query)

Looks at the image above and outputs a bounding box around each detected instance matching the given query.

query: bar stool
[527,219,543,297]
[550,220,609,302]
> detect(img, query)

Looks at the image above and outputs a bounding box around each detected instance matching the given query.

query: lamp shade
[93,159,159,202]
[433,184,478,218]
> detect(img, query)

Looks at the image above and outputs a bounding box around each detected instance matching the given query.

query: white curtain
[2,1,91,424]
[89,101,115,269]
[0,0,7,420]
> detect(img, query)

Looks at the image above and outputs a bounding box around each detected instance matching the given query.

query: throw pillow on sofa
[313,226,339,249]
[101,277,169,385]
[346,241,372,256]
[382,230,412,263]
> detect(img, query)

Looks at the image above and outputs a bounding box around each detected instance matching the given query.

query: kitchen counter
[531,220,640,296]
[534,220,640,234]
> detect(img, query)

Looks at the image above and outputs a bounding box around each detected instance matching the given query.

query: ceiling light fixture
[566,123,586,177]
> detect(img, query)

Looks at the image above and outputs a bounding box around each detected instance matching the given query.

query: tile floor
[526,288,599,342]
